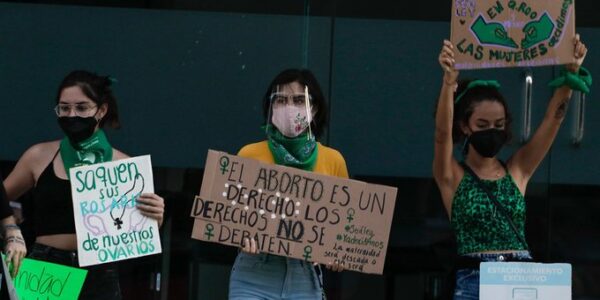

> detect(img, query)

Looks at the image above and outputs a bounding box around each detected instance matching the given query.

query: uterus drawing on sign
[127,203,148,232]
[109,173,145,230]
[83,173,146,235]
[84,214,109,236]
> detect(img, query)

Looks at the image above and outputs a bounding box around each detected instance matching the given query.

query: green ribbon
[60,129,113,178]
[265,125,318,171]
[455,80,501,103]
[548,66,593,94]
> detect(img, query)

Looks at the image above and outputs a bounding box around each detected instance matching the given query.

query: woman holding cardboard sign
[229,69,347,299]
[433,35,589,299]
[2,70,165,299]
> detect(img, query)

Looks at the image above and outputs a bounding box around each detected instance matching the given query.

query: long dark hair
[262,68,328,138]
[56,70,120,129]
[452,79,513,143]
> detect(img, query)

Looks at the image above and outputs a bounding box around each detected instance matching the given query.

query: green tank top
[450,167,528,255]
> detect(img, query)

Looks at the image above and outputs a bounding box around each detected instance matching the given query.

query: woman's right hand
[439,40,459,85]
[4,227,27,277]
[241,237,260,255]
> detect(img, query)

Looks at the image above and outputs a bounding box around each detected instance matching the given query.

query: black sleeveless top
[32,152,76,235]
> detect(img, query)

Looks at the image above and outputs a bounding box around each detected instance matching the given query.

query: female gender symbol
[346,208,356,223]
[205,224,215,240]
[303,245,313,261]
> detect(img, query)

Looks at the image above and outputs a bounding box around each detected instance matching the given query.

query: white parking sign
[480,262,571,300]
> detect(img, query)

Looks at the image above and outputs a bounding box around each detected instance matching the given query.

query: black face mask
[467,128,508,158]
[57,116,98,144]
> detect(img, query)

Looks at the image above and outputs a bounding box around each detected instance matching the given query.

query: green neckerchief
[60,129,113,178]
[265,125,318,171]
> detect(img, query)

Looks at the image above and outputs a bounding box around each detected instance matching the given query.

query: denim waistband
[30,243,115,270]
[29,243,79,267]
[455,250,533,270]
[464,250,532,262]
[31,243,78,257]
[239,252,312,268]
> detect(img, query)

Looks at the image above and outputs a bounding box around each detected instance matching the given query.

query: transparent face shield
[266,84,314,140]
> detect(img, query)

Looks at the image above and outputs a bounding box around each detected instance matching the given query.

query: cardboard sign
[480,262,571,299]
[190,150,398,274]
[70,155,162,267]
[2,255,88,300]
[451,0,575,69]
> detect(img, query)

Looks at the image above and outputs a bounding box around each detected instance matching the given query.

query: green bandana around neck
[265,125,318,171]
[60,129,113,178]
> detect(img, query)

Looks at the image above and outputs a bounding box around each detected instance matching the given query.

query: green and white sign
[480,262,571,299]
[70,155,162,267]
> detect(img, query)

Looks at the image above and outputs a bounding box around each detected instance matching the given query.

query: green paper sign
[2,255,87,300]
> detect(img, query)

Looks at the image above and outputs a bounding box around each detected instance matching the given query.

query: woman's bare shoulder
[112,148,129,160]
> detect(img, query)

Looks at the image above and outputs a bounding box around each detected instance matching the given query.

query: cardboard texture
[191,150,398,274]
[451,0,575,69]
[70,155,162,267]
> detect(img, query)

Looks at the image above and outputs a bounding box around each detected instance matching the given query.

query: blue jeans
[28,243,122,300]
[229,252,323,300]
[453,251,532,300]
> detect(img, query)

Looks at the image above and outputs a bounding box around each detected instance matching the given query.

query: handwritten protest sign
[451,0,575,69]
[2,255,88,300]
[70,155,162,267]
[190,150,398,274]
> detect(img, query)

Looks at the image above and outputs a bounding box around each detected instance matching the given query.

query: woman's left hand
[136,193,165,227]
[566,33,588,72]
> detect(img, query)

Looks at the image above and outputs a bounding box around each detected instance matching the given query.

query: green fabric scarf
[265,125,318,171]
[60,129,113,178]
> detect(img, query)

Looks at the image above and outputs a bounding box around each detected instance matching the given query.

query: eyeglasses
[270,93,312,106]
[54,103,97,117]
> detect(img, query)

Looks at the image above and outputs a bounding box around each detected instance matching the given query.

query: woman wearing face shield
[2,70,165,299]
[228,69,347,300]
[433,35,589,299]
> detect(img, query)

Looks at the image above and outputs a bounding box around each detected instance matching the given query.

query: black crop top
[32,154,76,236]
